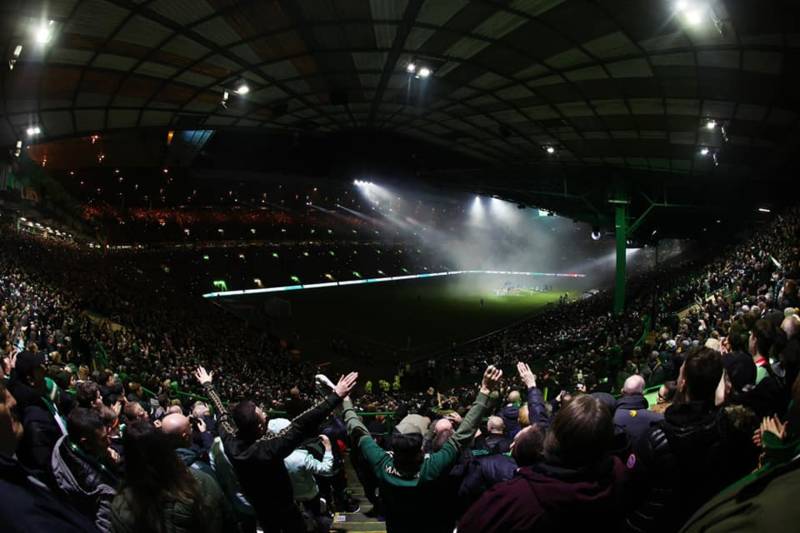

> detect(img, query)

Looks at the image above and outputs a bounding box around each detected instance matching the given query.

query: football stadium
[1,1,799,532]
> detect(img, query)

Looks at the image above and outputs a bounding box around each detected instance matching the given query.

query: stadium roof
[2,0,799,234]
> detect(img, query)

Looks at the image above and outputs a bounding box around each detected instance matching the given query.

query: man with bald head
[474,415,512,454]
[161,413,216,478]
[614,374,663,444]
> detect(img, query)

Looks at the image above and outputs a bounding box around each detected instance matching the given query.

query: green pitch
[276,274,577,360]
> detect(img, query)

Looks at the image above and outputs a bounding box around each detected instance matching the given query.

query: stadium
[1,1,799,532]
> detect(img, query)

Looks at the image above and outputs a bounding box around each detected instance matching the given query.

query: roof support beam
[367,0,424,128]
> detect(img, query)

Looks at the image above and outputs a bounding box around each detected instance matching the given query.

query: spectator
[0,381,101,532]
[110,420,226,533]
[459,394,627,533]
[750,320,776,385]
[342,366,501,533]
[650,381,677,415]
[269,418,334,532]
[614,375,663,443]
[284,386,310,419]
[473,415,512,454]
[8,350,64,476]
[627,348,759,532]
[51,407,119,532]
[196,366,357,532]
[499,390,522,438]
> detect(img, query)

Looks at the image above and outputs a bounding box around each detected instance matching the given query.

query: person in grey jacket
[51,407,119,533]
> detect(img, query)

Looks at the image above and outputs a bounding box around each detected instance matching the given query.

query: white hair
[622,375,645,396]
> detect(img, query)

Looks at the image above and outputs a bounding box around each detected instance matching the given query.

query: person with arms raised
[342,365,502,533]
[195,365,357,533]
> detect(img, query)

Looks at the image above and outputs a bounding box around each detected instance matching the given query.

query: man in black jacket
[614,374,663,444]
[0,381,101,533]
[7,351,64,477]
[626,348,759,532]
[195,366,357,533]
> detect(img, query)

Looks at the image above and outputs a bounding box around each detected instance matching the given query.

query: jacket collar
[616,394,648,411]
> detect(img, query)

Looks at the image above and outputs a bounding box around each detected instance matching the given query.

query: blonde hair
[518,405,530,427]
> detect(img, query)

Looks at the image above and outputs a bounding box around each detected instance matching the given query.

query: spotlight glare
[545,145,555,154]
[705,119,717,130]
[406,63,416,73]
[235,82,250,95]
[699,147,710,156]
[419,67,431,78]
[675,0,689,12]
[26,126,41,136]
[34,21,54,45]
[686,9,704,26]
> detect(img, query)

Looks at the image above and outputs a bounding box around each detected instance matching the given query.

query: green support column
[613,204,627,315]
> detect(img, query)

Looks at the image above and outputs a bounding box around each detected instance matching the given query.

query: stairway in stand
[330,453,386,532]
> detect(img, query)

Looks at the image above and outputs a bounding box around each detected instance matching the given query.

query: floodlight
[686,9,704,25]
[545,145,555,154]
[26,126,41,136]
[34,21,54,45]
[419,67,431,78]
[406,63,416,73]
[705,119,716,130]
[235,82,250,95]
[699,147,709,156]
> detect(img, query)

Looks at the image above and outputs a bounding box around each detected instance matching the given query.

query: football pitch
[265,273,578,363]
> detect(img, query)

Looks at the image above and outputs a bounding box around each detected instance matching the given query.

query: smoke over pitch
[344,180,687,293]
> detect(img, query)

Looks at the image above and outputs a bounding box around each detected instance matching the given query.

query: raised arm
[195,366,236,437]
[451,365,503,449]
[517,362,550,430]
[423,366,502,479]
[302,435,334,476]
[267,372,358,459]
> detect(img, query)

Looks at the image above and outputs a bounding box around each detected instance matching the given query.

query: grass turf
[272,274,576,359]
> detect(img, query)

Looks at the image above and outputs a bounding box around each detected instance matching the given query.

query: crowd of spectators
[1,204,799,532]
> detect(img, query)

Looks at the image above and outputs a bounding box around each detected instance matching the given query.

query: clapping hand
[760,415,788,445]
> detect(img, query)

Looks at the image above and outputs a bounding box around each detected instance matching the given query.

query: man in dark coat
[0,380,101,533]
[196,366,357,533]
[459,395,628,533]
[614,375,663,444]
[626,348,759,532]
[7,351,64,477]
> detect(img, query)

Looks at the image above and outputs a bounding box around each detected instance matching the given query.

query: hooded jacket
[625,401,759,532]
[0,452,100,533]
[458,456,628,533]
[8,378,64,477]
[499,404,521,439]
[50,435,118,533]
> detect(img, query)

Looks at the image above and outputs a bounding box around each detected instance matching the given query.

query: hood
[517,456,624,506]
[661,402,720,455]
[500,405,520,427]
[175,447,199,467]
